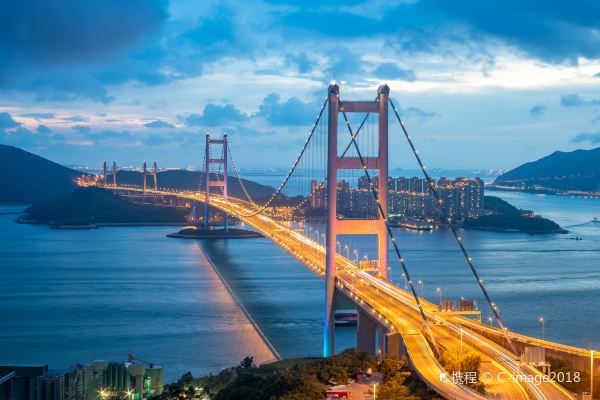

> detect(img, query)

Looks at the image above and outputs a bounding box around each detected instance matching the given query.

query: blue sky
[1,0,599,170]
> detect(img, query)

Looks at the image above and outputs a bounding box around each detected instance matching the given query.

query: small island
[19,186,188,227]
[462,196,567,234]
[167,227,262,239]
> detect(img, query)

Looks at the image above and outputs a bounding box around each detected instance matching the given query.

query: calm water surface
[0,190,599,381]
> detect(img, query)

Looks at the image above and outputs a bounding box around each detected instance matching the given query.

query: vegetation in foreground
[547,357,600,396]
[151,349,432,400]
[439,350,485,394]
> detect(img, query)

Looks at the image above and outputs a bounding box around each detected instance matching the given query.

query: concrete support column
[377,325,385,359]
[377,84,389,279]
[204,133,210,229]
[357,309,378,355]
[153,161,158,190]
[324,83,340,357]
[143,161,147,193]
[223,133,229,232]
[386,332,403,359]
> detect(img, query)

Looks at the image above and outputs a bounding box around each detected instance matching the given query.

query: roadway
[103,186,578,399]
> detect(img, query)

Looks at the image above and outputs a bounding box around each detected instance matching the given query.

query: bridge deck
[107,186,580,400]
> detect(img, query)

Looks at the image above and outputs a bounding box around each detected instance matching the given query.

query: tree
[240,356,255,369]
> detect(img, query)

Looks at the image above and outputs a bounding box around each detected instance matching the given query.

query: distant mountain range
[494,147,600,192]
[114,170,275,200]
[0,145,276,204]
[0,145,82,204]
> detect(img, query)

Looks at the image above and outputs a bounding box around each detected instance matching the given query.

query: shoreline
[167,227,262,239]
[487,185,600,199]
[455,224,568,234]
[194,241,281,364]
[17,217,196,228]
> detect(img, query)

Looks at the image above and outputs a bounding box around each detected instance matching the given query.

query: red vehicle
[326,385,349,399]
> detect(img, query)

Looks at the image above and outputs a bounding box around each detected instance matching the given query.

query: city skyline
[0,1,599,170]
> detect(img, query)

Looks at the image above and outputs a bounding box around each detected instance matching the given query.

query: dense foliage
[377,358,426,400]
[439,350,486,394]
[151,350,431,400]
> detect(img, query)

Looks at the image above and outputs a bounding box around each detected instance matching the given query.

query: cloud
[0,126,43,148]
[560,94,600,107]
[37,124,52,134]
[401,107,437,119]
[256,93,318,126]
[325,47,366,80]
[64,115,89,122]
[21,112,55,119]
[572,132,600,144]
[84,130,133,142]
[0,0,168,102]
[143,119,174,128]
[71,125,91,134]
[0,112,21,129]
[372,63,416,81]
[144,133,180,145]
[560,94,584,107]
[226,126,276,137]
[181,103,249,127]
[417,0,600,64]
[284,52,315,74]
[529,104,547,117]
[275,2,600,64]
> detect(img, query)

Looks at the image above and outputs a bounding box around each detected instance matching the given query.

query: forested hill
[494,147,600,192]
[0,145,82,204]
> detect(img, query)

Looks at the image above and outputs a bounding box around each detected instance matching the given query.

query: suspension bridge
[86,83,596,399]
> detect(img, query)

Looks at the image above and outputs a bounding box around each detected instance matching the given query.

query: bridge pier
[386,332,403,359]
[357,309,378,355]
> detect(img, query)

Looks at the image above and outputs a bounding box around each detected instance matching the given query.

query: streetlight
[344,245,349,259]
[337,241,341,253]
[353,249,358,262]
[417,280,424,298]
[321,233,325,245]
[539,317,545,340]
[436,287,442,308]
[401,272,407,290]
[487,316,494,327]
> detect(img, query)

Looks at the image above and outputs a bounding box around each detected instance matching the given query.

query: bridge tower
[142,161,158,193]
[103,161,117,189]
[203,133,228,231]
[324,83,390,356]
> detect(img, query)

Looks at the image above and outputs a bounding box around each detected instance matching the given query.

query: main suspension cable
[337,95,439,350]
[388,98,516,354]
[228,97,329,218]
[227,108,372,219]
